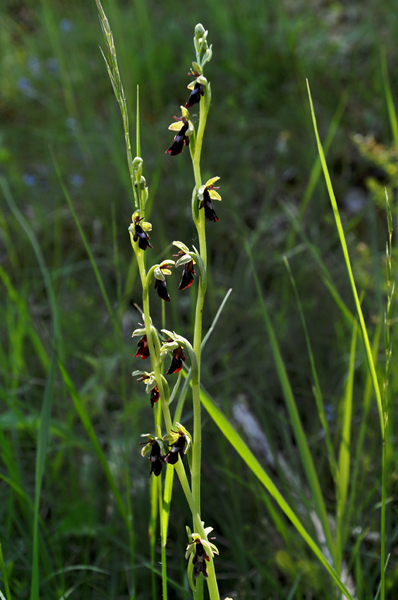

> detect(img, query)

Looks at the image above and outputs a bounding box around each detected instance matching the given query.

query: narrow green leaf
[247,243,335,563]
[336,320,357,569]
[284,257,338,479]
[57,360,128,527]
[281,201,355,326]
[50,150,116,328]
[30,352,56,600]
[0,540,11,600]
[197,384,354,600]
[381,48,398,155]
[306,80,384,438]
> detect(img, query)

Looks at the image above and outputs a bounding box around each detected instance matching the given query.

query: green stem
[0,539,11,600]
[381,425,387,600]
[158,478,168,600]
[190,93,209,516]
[174,461,219,600]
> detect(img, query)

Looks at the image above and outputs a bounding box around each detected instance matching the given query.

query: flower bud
[194,23,206,38]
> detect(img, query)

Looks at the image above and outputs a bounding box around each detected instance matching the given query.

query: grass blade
[381,47,398,154]
[30,352,56,600]
[336,320,357,572]
[50,150,116,327]
[0,541,11,600]
[198,384,354,600]
[306,80,384,438]
[284,257,338,480]
[246,243,335,563]
[57,360,128,527]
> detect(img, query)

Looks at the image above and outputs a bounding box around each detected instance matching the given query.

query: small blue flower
[70,173,84,187]
[17,77,34,97]
[325,404,334,422]
[59,18,73,33]
[22,173,37,187]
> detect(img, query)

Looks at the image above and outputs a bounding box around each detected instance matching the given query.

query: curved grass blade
[57,360,128,527]
[246,243,335,564]
[50,150,117,328]
[306,80,384,438]
[197,384,354,600]
[284,257,338,480]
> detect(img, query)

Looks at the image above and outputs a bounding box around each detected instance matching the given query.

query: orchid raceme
[97,6,221,597]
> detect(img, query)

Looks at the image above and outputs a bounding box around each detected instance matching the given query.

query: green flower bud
[194,23,206,38]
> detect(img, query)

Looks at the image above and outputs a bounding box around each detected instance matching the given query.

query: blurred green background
[1,0,398,598]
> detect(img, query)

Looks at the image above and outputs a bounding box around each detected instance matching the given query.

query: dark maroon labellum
[166,346,186,374]
[200,189,219,222]
[135,335,150,359]
[166,120,190,156]
[185,82,204,108]
[193,542,209,578]
[150,386,160,407]
[164,434,185,465]
[148,441,163,477]
[155,278,171,302]
[178,260,196,291]
[133,217,153,250]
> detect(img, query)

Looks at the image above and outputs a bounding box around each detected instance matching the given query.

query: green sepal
[132,327,146,337]
[192,62,202,75]
[154,266,165,281]
[160,340,179,354]
[140,434,167,458]
[160,259,175,269]
[175,253,194,268]
[173,241,190,254]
